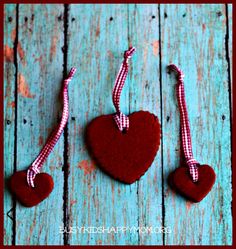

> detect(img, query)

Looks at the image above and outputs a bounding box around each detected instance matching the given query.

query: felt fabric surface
[168,165,216,202]
[9,171,54,207]
[86,111,161,184]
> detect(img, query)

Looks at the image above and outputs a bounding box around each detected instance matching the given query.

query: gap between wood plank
[12,3,19,246]
[63,3,70,246]
[158,4,165,246]
[224,3,233,223]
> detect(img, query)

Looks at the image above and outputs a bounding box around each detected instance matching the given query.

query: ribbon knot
[31,165,41,174]
[186,158,199,182]
[27,165,40,188]
[124,47,136,61]
[168,64,185,81]
[113,112,129,132]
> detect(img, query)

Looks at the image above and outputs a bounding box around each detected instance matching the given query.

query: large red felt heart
[168,165,216,202]
[8,171,54,207]
[86,111,161,184]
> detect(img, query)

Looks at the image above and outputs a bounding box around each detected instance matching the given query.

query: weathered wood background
[4,4,232,245]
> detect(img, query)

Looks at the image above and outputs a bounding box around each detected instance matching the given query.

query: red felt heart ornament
[168,165,216,202]
[7,69,76,207]
[9,171,54,207]
[167,64,216,202]
[86,111,161,184]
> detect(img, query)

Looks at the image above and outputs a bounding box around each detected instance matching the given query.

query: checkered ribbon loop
[27,68,76,187]
[112,46,136,132]
[168,64,199,182]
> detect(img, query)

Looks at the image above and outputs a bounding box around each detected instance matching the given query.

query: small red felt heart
[9,171,54,207]
[86,111,161,184]
[168,165,216,202]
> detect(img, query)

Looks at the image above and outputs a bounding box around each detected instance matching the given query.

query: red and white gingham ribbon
[112,46,136,131]
[27,68,76,187]
[168,64,199,182]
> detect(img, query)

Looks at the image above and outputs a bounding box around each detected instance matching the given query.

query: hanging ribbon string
[168,64,199,182]
[112,46,136,131]
[27,68,76,187]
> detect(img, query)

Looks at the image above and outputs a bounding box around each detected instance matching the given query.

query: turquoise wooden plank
[15,4,65,245]
[227,4,232,106]
[128,4,163,245]
[4,4,16,245]
[67,4,139,245]
[160,4,232,245]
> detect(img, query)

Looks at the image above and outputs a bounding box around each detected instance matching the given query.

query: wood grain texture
[4,4,16,245]
[160,4,232,245]
[14,4,65,245]
[4,3,232,245]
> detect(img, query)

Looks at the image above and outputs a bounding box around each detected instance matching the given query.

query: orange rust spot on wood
[27,215,37,243]
[4,45,14,62]
[34,55,46,71]
[95,24,100,37]
[38,135,44,146]
[208,35,214,64]
[7,101,15,108]
[34,55,42,62]
[70,199,77,206]
[197,67,203,81]
[11,28,16,41]
[218,211,223,224]
[49,166,56,171]
[5,43,26,65]
[17,42,26,66]
[202,23,206,31]
[143,46,148,63]
[18,73,35,98]
[50,35,58,61]
[77,160,96,175]
[107,50,114,59]
[152,40,159,56]
[186,201,192,211]
[97,240,102,245]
